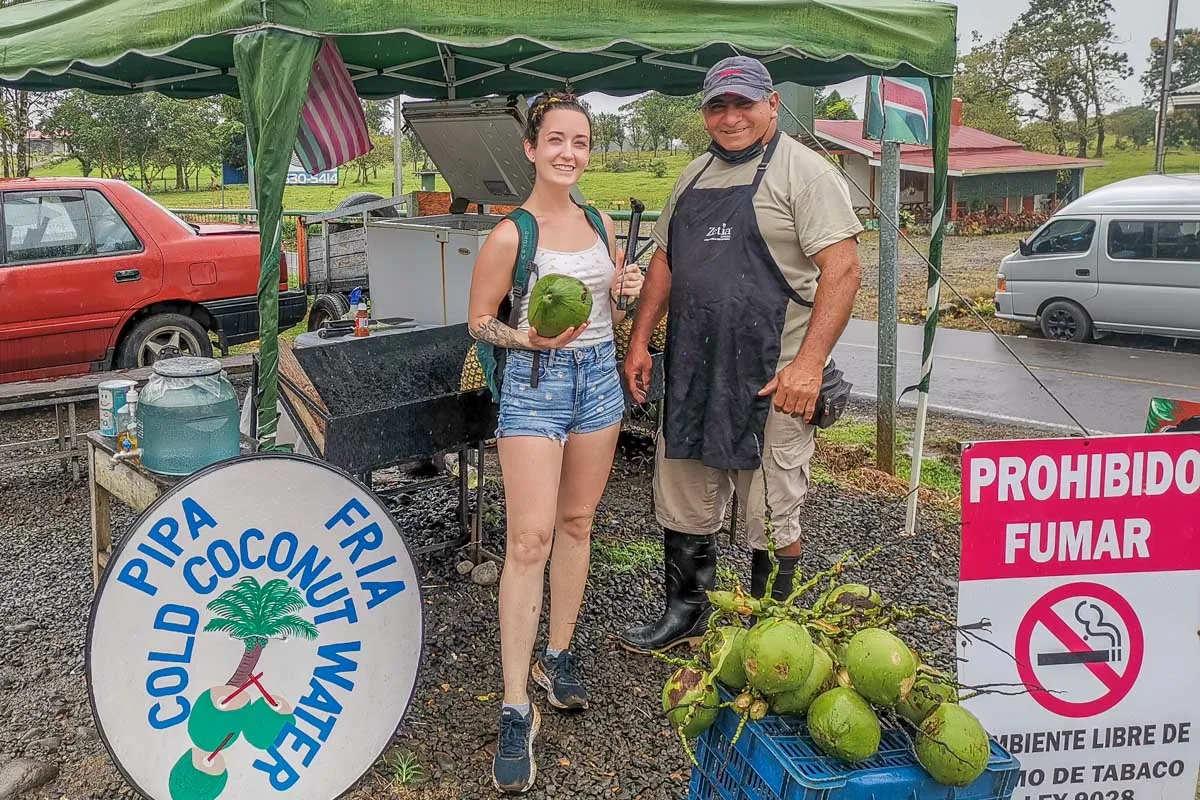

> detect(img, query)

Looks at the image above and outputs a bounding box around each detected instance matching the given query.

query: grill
[277,322,496,560]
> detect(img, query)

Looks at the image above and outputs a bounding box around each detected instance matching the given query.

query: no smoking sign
[1016,581,1144,719]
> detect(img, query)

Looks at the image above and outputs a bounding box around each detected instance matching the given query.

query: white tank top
[516,233,614,349]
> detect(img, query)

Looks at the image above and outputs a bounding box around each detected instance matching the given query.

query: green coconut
[662,667,719,739]
[844,628,917,707]
[528,274,592,338]
[241,696,296,750]
[772,645,835,716]
[168,747,228,800]
[186,685,249,752]
[896,672,958,725]
[703,626,749,691]
[806,687,881,764]
[742,618,814,695]
[915,703,991,787]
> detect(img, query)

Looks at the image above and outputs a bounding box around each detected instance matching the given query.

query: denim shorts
[497,340,625,442]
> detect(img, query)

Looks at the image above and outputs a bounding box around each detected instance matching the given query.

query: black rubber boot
[751,548,800,602]
[619,529,717,654]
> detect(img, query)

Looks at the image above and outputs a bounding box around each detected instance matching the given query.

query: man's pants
[652,408,816,549]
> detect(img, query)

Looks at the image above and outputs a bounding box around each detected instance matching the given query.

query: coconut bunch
[660,552,993,789]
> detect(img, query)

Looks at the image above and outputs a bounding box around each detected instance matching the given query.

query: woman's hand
[610,249,645,302]
[529,321,590,350]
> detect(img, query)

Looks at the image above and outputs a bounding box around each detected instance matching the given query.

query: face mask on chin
[707,137,764,165]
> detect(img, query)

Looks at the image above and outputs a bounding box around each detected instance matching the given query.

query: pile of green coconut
[661,551,994,789]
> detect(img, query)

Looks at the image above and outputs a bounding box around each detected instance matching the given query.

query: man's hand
[623,344,653,404]
[758,357,823,420]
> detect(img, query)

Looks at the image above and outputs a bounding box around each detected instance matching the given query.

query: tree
[1107,106,1156,149]
[203,576,319,687]
[814,89,857,121]
[1141,28,1200,102]
[620,92,695,156]
[592,112,623,162]
[955,43,1022,140]
[362,100,391,136]
[676,113,710,157]
[1141,28,1200,149]
[969,0,1130,158]
[40,91,102,176]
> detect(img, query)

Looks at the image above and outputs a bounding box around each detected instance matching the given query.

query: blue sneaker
[492,704,540,794]
[532,649,588,711]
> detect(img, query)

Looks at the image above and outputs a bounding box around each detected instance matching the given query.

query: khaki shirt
[651,134,863,371]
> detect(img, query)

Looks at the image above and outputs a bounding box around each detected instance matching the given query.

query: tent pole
[247,131,256,210]
[877,140,900,476]
[905,77,952,536]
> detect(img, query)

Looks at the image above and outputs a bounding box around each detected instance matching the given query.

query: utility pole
[1154,0,1179,174]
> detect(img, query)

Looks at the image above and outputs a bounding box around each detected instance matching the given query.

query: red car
[0,177,307,383]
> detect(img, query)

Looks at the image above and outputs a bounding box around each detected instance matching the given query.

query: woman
[467,91,644,794]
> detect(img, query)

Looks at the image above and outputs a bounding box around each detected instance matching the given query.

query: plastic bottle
[354,301,370,337]
[116,387,140,461]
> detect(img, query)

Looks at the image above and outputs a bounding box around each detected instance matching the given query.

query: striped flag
[294,38,372,174]
[864,75,933,146]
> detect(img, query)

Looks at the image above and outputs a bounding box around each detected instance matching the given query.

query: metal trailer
[301,95,658,331]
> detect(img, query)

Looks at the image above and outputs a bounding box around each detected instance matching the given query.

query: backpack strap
[578,202,610,253]
[475,208,541,399]
[506,207,540,316]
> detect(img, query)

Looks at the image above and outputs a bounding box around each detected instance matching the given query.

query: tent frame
[0,10,957,487]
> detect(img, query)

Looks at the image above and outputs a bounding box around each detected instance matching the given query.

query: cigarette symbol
[1036,601,1124,667]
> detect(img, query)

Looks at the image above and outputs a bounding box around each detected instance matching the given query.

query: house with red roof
[809,100,1104,222]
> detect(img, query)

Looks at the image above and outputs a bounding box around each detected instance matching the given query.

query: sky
[577,0,1200,117]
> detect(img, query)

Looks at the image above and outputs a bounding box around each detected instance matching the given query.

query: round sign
[1015,581,1143,719]
[87,454,424,800]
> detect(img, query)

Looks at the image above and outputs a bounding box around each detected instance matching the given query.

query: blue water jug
[139,357,240,476]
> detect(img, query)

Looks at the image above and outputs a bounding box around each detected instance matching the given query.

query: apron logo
[704,223,733,242]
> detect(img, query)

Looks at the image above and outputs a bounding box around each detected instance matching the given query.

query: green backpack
[476,202,610,401]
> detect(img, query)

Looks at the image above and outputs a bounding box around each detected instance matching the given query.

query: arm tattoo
[469,315,528,349]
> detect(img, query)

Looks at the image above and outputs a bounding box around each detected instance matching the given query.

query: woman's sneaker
[532,650,588,711]
[492,704,540,794]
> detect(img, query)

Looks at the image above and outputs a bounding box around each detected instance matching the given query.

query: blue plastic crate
[687,687,1021,800]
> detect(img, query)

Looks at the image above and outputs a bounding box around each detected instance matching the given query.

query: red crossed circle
[1015,581,1143,718]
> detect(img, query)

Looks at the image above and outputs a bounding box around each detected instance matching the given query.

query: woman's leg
[547,422,620,651]
[497,435,566,706]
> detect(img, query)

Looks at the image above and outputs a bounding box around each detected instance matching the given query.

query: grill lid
[401,96,536,207]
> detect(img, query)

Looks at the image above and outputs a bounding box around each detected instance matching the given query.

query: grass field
[30,151,696,214]
[1086,145,1200,191]
[31,142,1199,216]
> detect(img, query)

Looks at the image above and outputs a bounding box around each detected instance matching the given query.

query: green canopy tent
[0,0,957,472]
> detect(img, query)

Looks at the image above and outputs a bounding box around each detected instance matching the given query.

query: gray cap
[702,56,774,106]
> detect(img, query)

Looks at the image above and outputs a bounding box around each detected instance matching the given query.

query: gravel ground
[853,232,1021,329]
[0,390,1053,800]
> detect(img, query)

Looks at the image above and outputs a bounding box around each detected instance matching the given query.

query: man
[620,56,863,653]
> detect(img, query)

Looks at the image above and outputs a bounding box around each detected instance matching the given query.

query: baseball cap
[702,56,774,106]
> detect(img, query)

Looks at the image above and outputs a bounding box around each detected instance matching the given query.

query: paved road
[832,319,1200,436]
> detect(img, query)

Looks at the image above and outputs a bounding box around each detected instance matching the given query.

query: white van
[994,173,1200,342]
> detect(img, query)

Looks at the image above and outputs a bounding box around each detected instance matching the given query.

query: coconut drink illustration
[169,747,230,800]
[170,577,319,800]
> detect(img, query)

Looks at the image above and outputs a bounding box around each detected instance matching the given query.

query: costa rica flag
[864,76,934,145]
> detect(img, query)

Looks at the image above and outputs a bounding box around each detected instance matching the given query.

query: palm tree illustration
[203,576,319,687]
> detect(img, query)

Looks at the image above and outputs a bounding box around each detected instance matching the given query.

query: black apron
[663,132,812,471]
